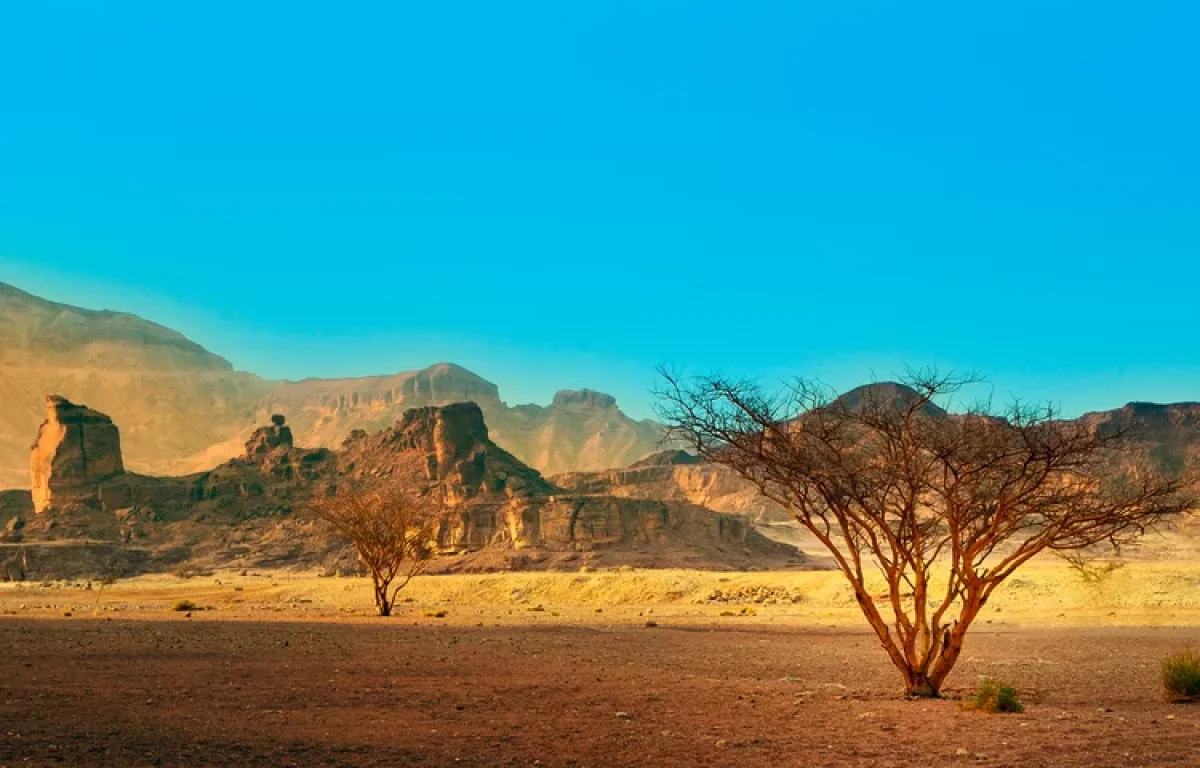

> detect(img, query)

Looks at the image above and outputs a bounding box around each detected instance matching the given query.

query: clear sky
[2,1,1198,419]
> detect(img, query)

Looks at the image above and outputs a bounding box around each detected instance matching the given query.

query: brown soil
[2,618,1198,767]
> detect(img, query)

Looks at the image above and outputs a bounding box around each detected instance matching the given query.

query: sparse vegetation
[963,679,1024,713]
[1060,550,1127,585]
[170,599,197,611]
[1162,649,1200,701]
[313,485,444,617]
[658,369,1193,697]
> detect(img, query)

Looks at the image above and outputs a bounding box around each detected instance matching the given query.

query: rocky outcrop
[244,414,294,456]
[1078,401,1200,478]
[253,368,664,479]
[0,282,668,487]
[9,400,800,579]
[552,450,790,523]
[30,396,125,513]
[0,281,275,490]
[333,405,794,563]
[340,402,557,503]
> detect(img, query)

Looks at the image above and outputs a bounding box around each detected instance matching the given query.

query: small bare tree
[314,485,443,617]
[658,369,1192,697]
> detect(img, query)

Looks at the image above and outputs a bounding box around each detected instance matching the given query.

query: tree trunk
[905,671,941,698]
[374,579,392,617]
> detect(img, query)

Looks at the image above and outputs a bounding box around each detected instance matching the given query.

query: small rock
[955,747,970,757]
[715,739,727,749]
[615,711,631,720]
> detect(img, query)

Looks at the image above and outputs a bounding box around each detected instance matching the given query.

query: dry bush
[171,599,197,612]
[313,485,444,617]
[658,368,1192,697]
[1059,550,1127,584]
[963,679,1024,713]
[1162,649,1200,701]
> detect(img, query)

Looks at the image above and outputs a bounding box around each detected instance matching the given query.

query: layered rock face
[254,369,665,479]
[333,405,789,563]
[30,396,125,513]
[341,402,556,504]
[8,398,798,578]
[552,450,790,523]
[1079,401,1200,478]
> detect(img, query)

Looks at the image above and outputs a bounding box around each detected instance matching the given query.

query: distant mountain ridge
[0,281,234,370]
[0,282,664,488]
[2,281,1197,492]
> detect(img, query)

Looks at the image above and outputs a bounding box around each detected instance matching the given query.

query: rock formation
[244,414,294,456]
[0,283,664,487]
[30,395,125,513]
[7,398,799,579]
[340,402,556,504]
[551,450,790,523]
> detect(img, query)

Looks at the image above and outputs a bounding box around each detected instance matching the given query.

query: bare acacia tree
[314,485,443,617]
[657,369,1192,697]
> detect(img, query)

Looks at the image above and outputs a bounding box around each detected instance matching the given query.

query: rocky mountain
[257,365,666,480]
[0,282,272,489]
[0,282,664,488]
[0,397,798,580]
[1079,401,1200,479]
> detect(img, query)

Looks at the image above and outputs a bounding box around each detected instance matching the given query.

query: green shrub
[1162,649,1200,701]
[964,679,1024,713]
[171,599,197,612]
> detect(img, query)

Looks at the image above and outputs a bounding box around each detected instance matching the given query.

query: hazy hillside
[0,282,273,488]
[6,280,1194,493]
[0,283,664,487]
[247,364,665,479]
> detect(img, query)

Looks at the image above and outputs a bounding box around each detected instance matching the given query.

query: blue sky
[2,1,1198,419]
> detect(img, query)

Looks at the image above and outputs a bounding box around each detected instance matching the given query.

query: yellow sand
[2,556,1198,628]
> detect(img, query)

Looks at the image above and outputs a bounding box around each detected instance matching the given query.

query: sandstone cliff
[30,396,125,513]
[3,400,798,580]
[551,450,790,522]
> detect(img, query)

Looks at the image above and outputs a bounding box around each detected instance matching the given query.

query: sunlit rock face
[30,396,125,513]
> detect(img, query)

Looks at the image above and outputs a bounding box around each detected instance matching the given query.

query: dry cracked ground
[2,616,1199,767]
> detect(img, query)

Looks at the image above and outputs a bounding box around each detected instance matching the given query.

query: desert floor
[2,562,1199,767]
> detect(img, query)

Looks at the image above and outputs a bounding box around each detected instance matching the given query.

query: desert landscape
[2,281,1200,766]
[2,563,1200,767]
[4,5,1200,765]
